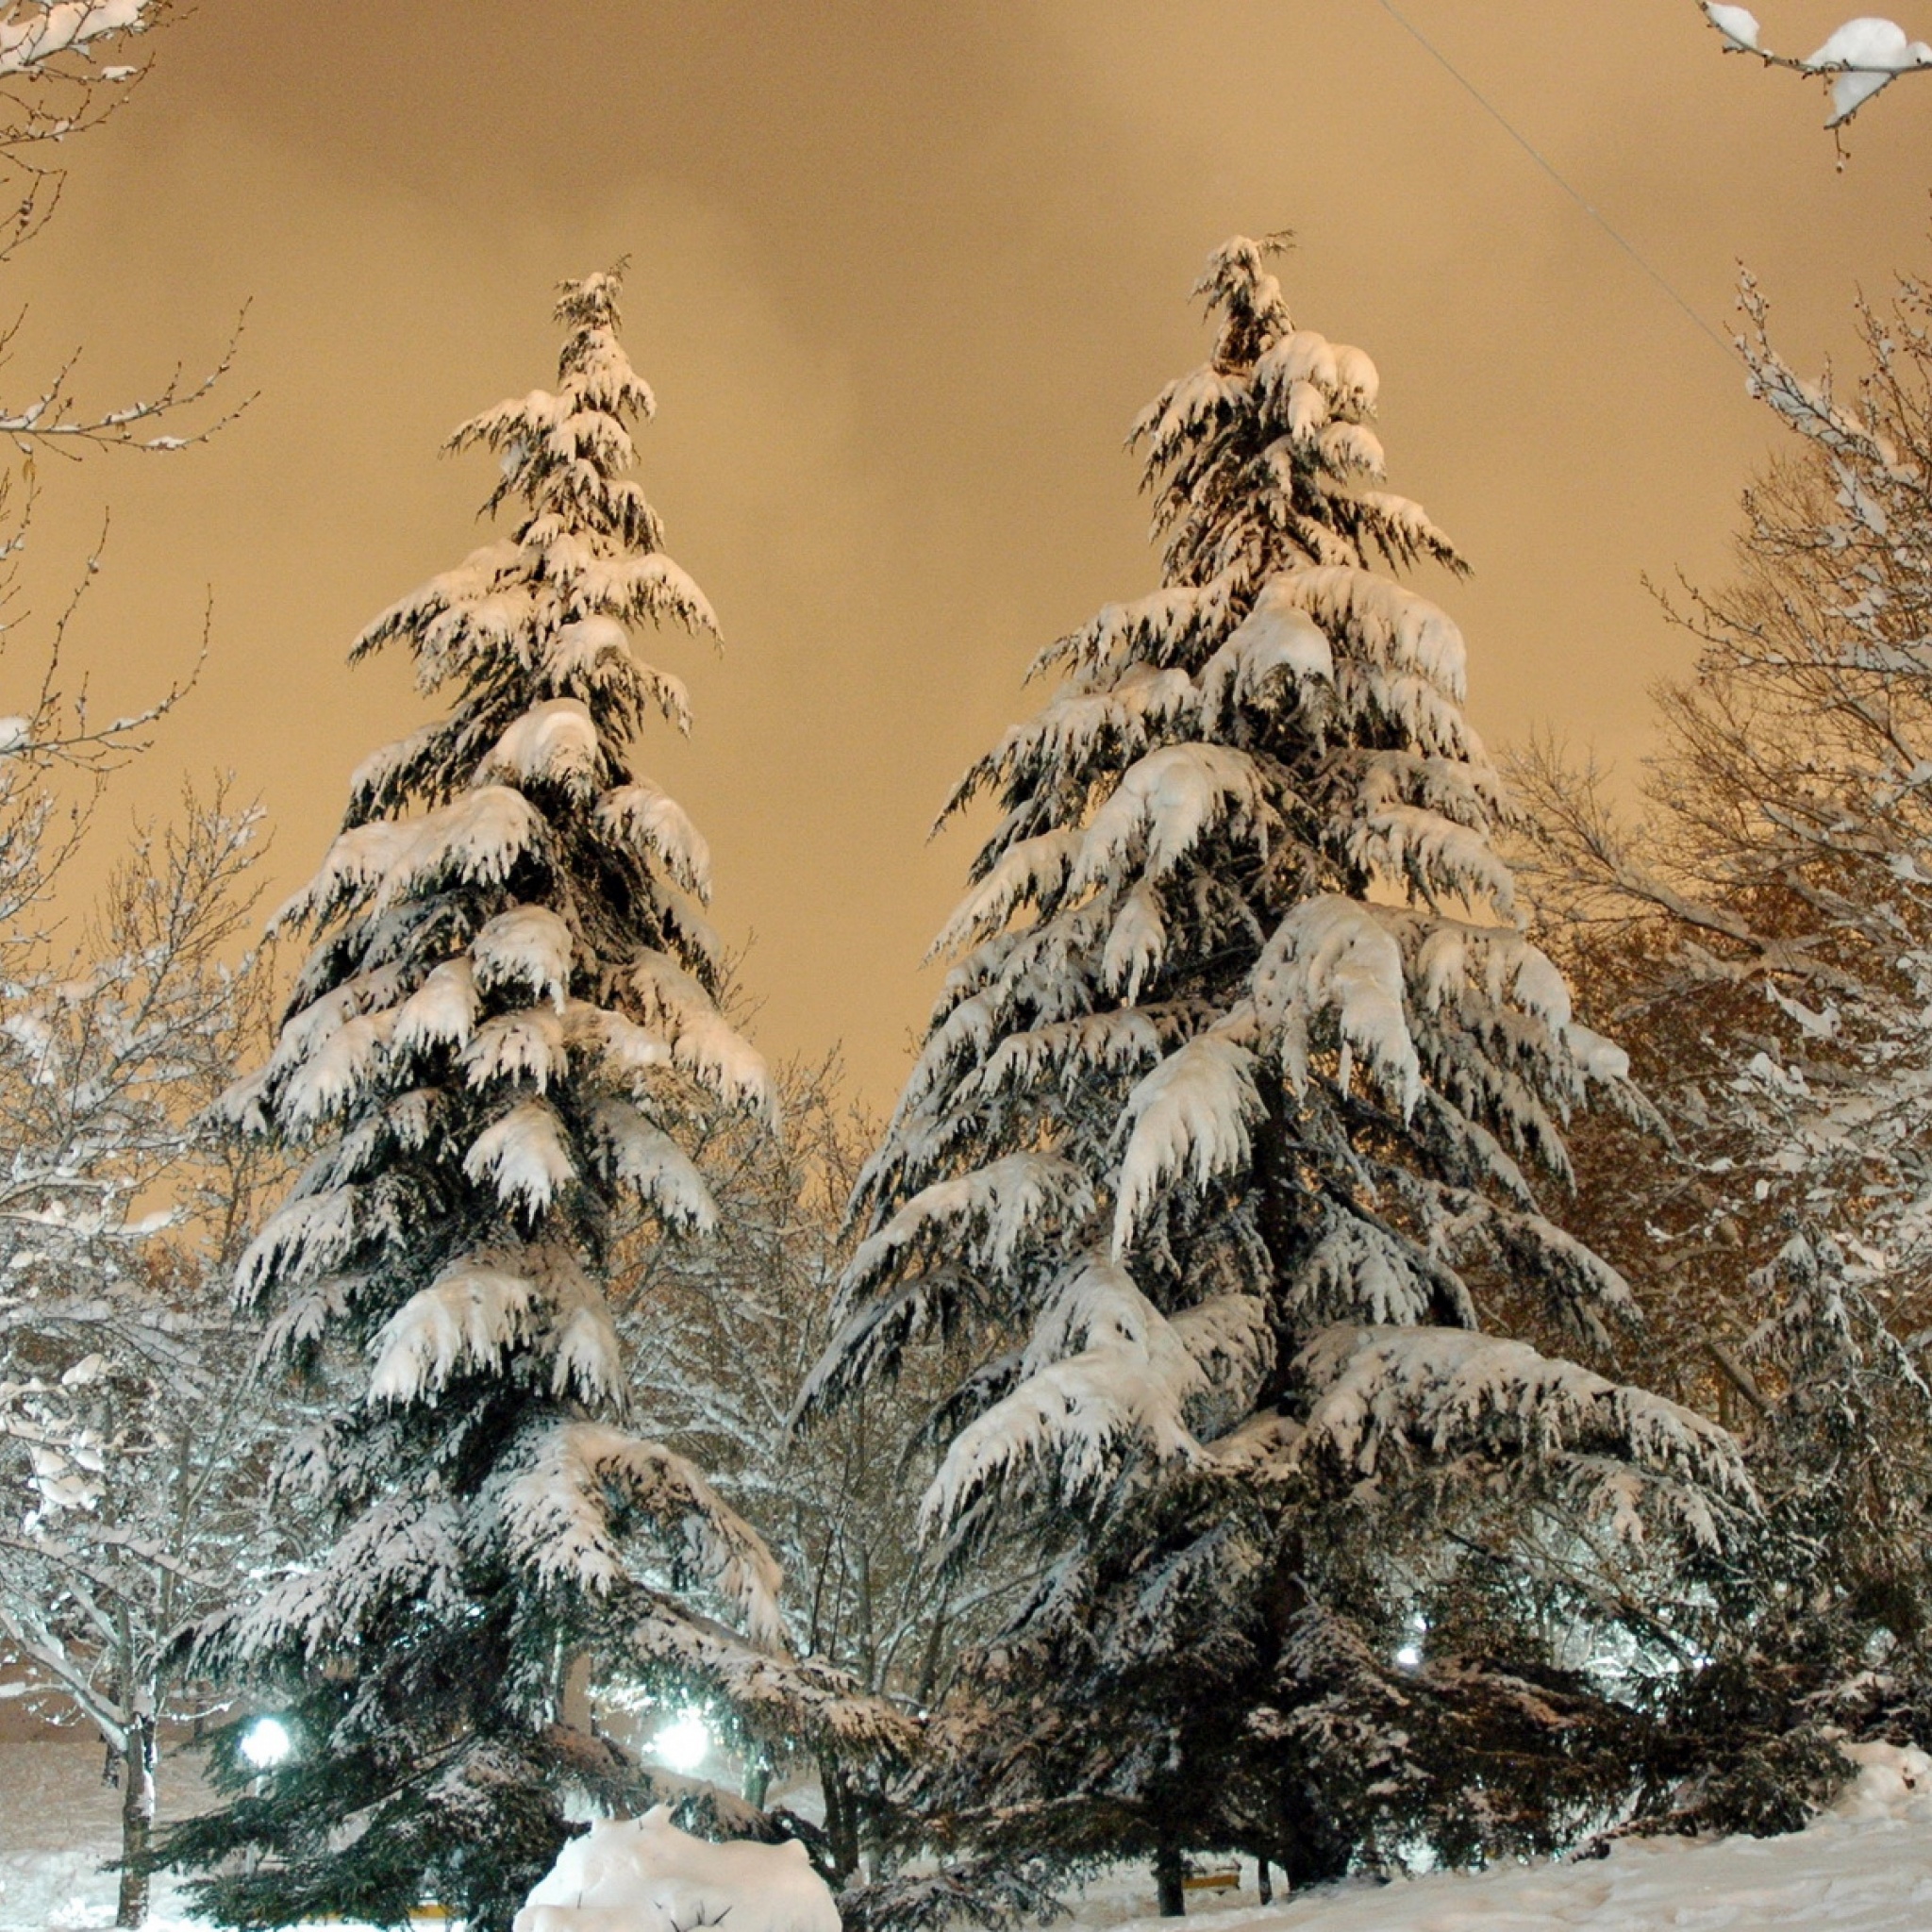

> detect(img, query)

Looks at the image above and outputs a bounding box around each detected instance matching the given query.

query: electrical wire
[1369,0,1740,369]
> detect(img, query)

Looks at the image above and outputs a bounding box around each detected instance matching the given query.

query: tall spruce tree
[161,269,901,1932]
[803,237,1750,1890]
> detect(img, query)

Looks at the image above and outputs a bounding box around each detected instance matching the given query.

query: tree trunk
[914,1603,949,1708]
[1154,1838,1186,1918]
[820,1756,860,1884]
[559,1652,594,1735]
[1277,1797,1352,1892]
[115,1714,156,1928]
[1256,1858,1272,1904]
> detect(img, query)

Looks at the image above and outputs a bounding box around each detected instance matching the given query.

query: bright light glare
[1394,1644,1423,1670]
[652,1712,711,1773]
[241,1717,292,1769]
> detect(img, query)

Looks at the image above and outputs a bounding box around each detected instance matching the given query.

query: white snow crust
[1071,1744,1932,1932]
[513,1807,839,1932]
[7,1740,1932,1930]
[1705,3,1764,52]
[1809,19,1932,123]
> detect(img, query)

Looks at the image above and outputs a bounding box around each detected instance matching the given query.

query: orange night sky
[14,0,1932,1105]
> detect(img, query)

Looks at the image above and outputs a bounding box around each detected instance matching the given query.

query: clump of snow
[1807,18,1932,124]
[1706,7,1932,126]
[1830,1739,1932,1821]
[476,697,603,795]
[464,1100,577,1211]
[513,1807,839,1932]
[1112,1031,1262,1256]
[1807,17,1932,70]
[1706,3,1764,51]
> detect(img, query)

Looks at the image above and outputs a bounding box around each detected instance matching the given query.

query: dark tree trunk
[115,1714,156,1928]
[1257,1858,1272,1904]
[1154,1838,1186,1918]
[820,1756,861,1884]
[1277,1804,1352,1892]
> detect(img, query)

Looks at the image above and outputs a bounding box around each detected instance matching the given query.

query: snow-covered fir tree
[804,236,1751,1893]
[160,268,903,1932]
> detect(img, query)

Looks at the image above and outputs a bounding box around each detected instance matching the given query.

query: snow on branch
[844,1152,1095,1304]
[367,1258,539,1406]
[1256,895,1424,1116]
[0,2,150,76]
[500,1419,786,1648]
[0,308,250,451]
[1700,4,1932,133]
[0,0,155,162]
[1293,1324,1753,1547]
[274,786,548,931]
[920,1259,1209,1529]
[0,517,209,780]
[585,1097,719,1232]
[1111,1029,1262,1258]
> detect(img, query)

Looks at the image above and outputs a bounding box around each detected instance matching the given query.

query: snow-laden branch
[0,3,165,256]
[1702,4,1932,128]
[0,2,151,77]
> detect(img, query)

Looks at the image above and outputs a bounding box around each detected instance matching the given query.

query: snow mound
[514,1808,840,1932]
[1831,1739,1932,1822]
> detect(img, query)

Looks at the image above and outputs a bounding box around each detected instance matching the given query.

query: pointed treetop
[446,256,665,541]
[557,258,631,333]
[1197,232,1295,366]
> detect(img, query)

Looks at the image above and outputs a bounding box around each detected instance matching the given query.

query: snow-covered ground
[6,1739,1932,1931]
[0,1737,215,1930]
[1078,1745,1932,1932]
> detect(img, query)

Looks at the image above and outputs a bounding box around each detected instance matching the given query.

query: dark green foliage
[1628,1233,1932,1840]
[154,269,904,1932]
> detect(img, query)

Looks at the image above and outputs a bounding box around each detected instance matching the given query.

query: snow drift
[513,1807,840,1932]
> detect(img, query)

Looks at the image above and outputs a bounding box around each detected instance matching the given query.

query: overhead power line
[1369,0,1740,369]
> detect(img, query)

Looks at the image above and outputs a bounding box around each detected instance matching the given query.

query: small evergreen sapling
[805,237,1751,1889]
[162,268,903,1932]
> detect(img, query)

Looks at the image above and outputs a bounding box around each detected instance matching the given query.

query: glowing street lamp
[241,1717,292,1771]
[651,1711,711,1773]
